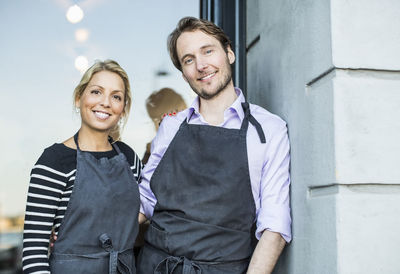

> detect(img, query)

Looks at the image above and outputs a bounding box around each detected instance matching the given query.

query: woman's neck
[76,127,112,152]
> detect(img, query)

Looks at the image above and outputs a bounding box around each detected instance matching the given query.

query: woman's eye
[91,90,101,95]
[113,95,122,101]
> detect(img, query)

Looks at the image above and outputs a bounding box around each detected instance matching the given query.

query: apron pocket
[145,221,169,253]
[50,253,108,273]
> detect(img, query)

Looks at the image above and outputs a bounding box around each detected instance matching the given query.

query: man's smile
[198,71,216,81]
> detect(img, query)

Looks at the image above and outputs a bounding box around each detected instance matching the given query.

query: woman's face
[76,70,125,134]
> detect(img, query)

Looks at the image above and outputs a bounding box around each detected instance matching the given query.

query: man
[138,17,291,273]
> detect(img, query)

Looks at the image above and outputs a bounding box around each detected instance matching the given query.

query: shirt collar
[230,87,246,122]
[187,87,246,122]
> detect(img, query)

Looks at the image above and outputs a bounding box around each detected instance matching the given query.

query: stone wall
[246,0,400,273]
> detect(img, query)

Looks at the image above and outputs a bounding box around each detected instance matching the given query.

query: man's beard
[188,59,232,100]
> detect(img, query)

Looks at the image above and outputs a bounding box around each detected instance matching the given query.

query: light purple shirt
[139,88,292,242]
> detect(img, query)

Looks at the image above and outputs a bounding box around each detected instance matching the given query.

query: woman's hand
[50,232,57,249]
[139,213,147,224]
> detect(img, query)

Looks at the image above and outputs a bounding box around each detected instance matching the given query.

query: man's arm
[250,121,291,273]
[139,114,183,219]
[247,230,286,274]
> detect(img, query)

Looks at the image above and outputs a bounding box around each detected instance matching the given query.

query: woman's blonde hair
[73,59,132,141]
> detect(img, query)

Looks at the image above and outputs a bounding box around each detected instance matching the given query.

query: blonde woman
[23,60,141,273]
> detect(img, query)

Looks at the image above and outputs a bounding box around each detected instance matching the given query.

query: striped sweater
[22,142,142,274]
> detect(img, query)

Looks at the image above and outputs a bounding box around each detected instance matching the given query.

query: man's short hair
[167,16,232,71]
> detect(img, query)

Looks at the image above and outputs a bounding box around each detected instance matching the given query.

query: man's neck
[199,84,237,126]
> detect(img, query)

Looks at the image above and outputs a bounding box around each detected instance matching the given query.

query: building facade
[246,0,400,273]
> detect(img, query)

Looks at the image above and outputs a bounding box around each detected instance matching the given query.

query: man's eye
[205,49,212,54]
[184,58,193,65]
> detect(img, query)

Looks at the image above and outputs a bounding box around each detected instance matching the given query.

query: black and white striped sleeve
[131,151,142,182]
[22,149,67,274]
[117,141,142,182]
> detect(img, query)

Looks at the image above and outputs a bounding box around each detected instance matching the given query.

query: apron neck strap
[73,131,121,154]
[73,132,81,152]
[241,102,266,144]
[110,139,121,154]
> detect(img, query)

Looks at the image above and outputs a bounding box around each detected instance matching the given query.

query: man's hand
[247,230,286,274]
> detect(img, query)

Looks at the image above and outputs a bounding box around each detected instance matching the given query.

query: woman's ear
[75,96,81,108]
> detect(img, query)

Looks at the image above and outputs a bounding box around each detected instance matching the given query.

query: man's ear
[227,46,236,65]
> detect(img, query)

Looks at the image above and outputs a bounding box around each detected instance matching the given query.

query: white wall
[246,0,400,273]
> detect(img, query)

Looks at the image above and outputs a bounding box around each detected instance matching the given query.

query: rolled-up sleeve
[256,124,291,242]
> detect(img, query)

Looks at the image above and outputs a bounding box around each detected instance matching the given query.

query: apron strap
[111,141,122,154]
[181,102,266,143]
[99,233,132,274]
[154,255,202,274]
[178,108,196,130]
[108,135,122,154]
[73,132,81,151]
[73,131,121,154]
[241,102,266,143]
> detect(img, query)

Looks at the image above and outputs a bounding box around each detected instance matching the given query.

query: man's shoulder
[158,108,189,130]
[153,108,190,147]
[249,103,287,131]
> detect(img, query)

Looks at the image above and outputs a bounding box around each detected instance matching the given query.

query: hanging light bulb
[75,56,89,73]
[75,28,89,42]
[66,4,84,24]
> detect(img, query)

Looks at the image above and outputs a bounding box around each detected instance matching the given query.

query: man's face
[176,30,235,100]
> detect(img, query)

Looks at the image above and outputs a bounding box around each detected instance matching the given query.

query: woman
[142,87,187,164]
[22,60,142,273]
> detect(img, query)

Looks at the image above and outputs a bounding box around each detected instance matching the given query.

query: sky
[0,0,199,217]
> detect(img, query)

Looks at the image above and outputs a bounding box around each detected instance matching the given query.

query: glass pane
[0,0,198,234]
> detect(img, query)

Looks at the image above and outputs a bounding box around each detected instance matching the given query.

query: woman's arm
[138,213,147,224]
[23,149,66,273]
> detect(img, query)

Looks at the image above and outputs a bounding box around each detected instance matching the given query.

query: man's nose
[196,57,208,71]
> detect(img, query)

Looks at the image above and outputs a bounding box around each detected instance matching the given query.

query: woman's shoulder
[39,143,74,160]
[34,143,77,173]
[115,141,140,162]
[115,141,142,180]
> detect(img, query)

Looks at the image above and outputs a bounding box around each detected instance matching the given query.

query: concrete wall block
[336,185,400,273]
[246,0,333,83]
[247,39,337,188]
[331,0,400,70]
[334,70,400,183]
[246,0,260,44]
[273,186,338,274]
[305,191,337,274]
[303,71,336,187]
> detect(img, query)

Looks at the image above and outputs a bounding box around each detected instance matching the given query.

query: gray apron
[50,132,140,274]
[137,102,266,274]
